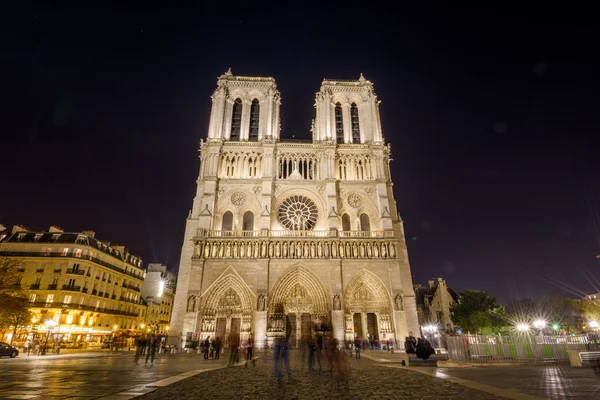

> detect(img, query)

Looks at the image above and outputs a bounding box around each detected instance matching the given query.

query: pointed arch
[359,213,370,231]
[222,211,233,230]
[342,213,351,231]
[269,265,330,315]
[201,267,255,316]
[249,99,260,141]
[230,98,242,141]
[343,269,392,314]
[335,102,344,144]
[242,211,254,231]
[351,102,360,143]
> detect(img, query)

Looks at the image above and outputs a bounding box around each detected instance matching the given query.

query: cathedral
[170,70,420,349]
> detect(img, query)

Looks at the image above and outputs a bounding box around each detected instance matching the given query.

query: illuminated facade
[141,263,176,335]
[170,71,419,349]
[0,225,146,348]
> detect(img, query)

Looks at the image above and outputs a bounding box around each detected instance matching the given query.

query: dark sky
[2,5,599,304]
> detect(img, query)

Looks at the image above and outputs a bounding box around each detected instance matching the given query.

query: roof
[1,230,143,269]
[414,281,459,307]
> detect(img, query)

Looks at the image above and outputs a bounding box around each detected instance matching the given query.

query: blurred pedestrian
[416,337,435,361]
[315,334,323,372]
[354,336,361,359]
[228,332,240,367]
[245,335,255,367]
[273,336,292,383]
[145,335,158,365]
[307,336,316,371]
[204,336,211,360]
[213,336,222,360]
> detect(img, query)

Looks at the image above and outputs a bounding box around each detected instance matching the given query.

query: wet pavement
[435,365,600,400]
[138,349,504,400]
[0,350,227,399]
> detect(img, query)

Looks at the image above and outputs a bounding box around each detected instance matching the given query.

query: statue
[333,294,341,311]
[395,294,403,311]
[257,294,266,312]
[187,295,196,313]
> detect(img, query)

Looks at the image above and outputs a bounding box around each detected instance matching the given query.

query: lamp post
[516,323,529,333]
[41,320,57,356]
[533,320,546,336]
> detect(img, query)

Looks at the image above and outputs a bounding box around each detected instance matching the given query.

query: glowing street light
[516,323,529,332]
[552,324,560,331]
[590,320,599,329]
[533,320,546,330]
[41,319,57,355]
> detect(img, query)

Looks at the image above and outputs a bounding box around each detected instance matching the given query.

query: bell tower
[313,73,383,143]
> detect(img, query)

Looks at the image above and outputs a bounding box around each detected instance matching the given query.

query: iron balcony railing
[0,251,144,281]
[36,268,44,273]
[27,301,140,317]
[62,285,81,292]
[29,284,40,289]
[47,284,58,290]
[66,268,85,275]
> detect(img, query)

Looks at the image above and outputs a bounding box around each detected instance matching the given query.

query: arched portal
[267,265,330,347]
[199,268,255,347]
[343,269,394,344]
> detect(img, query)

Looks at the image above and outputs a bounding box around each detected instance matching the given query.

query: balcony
[86,273,91,277]
[82,287,88,293]
[103,293,109,298]
[98,292,104,297]
[111,294,116,300]
[29,284,40,289]
[17,268,26,272]
[62,285,81,292]
[66,268,85,275]
[0,250,145,281]
[36,268,44,273]
[122,283,140,292]
[28,302,139,317]
[95,276,99,280]
[53,269,62,273]
[92,289,97,295]
[47,284,58,290]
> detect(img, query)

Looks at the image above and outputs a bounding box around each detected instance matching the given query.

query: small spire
[358,73,366,83]
[225,68,232,76]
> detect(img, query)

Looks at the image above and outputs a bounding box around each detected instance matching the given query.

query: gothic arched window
[360,213,370,231]
[335,102,344,144]
[351,103,360,143]
[222,211,233,231]
[242,211,254,231]
[249,99,260,141]
[342,213,351,231]
[230,98,242,141]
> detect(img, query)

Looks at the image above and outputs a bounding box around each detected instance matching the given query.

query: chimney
[428,280,435,289]
[49,225,64,233]
[81,230,96,238]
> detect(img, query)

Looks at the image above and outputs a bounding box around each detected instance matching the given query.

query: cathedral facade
[170,70,420,349]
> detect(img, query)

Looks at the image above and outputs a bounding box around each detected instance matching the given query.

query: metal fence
[447,334,600,364]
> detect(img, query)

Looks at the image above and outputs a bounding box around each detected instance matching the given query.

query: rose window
[278,195,319,230]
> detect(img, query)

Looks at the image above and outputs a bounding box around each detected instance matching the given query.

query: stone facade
[170,71,420,349]
[414,278,458,332]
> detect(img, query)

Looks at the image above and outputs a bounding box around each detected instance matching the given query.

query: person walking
[145,335,158,365]
[213,336,222,360]
[204,336,211,360]
[245,335,255,367]
[307,336,316,371]
[354,336,361,359]
[273,335,292,383]
[315,334,323,372]
[134,336,143,365]
[227,332,240,367]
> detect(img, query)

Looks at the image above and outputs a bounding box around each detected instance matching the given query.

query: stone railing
[193,237,398,260]
[199,230,395,239]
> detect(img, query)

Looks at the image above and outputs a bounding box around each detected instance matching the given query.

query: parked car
[0,342,19,358]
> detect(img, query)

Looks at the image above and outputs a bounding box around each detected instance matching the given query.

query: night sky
[3,5,599,304]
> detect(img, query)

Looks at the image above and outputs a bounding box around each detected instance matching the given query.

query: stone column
[254,311,267,349]
[332,310,344,343]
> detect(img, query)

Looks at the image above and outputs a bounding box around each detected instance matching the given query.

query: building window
[35,277,41,285]
[29,294,36,303]
[64,295,72,304]
[62,248,70,256]
[242,211,254,231]
[249,99,260,141]
[46,294,54,304]
[360,213,370,231]
[342,214,351,231]
[75,249,82,258]
[222,211,233,231]
[230,98,242,141]
[335,102,344,144]
[351,103,360,143]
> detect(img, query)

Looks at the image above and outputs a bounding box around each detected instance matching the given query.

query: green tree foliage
[580,298,600,325]
[0,257,32,343]
[452,289,507,334]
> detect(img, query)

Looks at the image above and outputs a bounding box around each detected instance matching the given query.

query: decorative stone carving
[231,191,247,206]
[365,187,374,196]
[257,294,266,312]
[333,294,341,311]
[218,187,226,195]
[187,295,196,313]
[253,186,261,194]
[395,294,403,311]
[278,195,318,231]
[347,194,362,208]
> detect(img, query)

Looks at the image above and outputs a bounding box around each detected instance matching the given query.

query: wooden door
[301,313,312,343]
[353,313,362,338]
[230,318,241,348]
[215,318,226,343]
[367,313,378,340]
[286,314,297,348]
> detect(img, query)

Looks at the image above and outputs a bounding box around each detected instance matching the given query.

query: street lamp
[590,320,599,329]
[41,320,57,355]
[533,320,546,335]
[516,323,529,332]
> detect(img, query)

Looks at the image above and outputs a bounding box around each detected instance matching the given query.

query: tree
[540,297,582,334]
[0,257,31,343]
[580,298,600,326]
[452,289,507,334]
[0,296,33,344]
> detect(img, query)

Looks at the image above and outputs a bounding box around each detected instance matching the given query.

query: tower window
[342,214,351,231]
[222,211,233,231]
[230,98,242,141]
[360,213,370,231]
[249,99,260,141]
[242,211,254,231]
[335,103,344,144]
[351,103,360,143]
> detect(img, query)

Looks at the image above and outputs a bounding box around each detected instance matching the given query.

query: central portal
[267,265,331,347]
